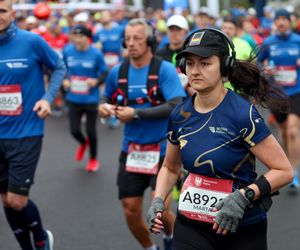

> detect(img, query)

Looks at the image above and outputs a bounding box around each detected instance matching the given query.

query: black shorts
[173,214,267,250]
[117,151,163,200]
[273,93,300,124]
[0,136,42,196]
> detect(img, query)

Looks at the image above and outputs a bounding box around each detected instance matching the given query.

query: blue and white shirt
[63,45,107,104]
[104,60,186,157]
[258,32,300,96]
[0,28,63,139]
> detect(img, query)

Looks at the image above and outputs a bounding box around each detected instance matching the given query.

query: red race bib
[274,66,297,86]
[126,142,160,175]
[178,173,233,224]
[104,53,120,68]
[70,76,89,94]
[0,84,22,116]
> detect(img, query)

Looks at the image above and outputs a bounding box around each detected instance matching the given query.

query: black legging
[173,214,268,250]
[67,102,98,159]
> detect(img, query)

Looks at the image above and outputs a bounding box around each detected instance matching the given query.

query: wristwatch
[243,187,255,203]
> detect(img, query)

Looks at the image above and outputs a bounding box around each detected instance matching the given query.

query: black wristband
[254,175,271,197]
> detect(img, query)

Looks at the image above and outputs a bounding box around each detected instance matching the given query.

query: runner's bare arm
[155,141,182,201]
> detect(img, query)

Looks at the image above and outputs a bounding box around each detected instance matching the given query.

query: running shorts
[117,151,163,200]
[0,136,42,196]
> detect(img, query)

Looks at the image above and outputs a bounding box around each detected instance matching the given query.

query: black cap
[176,30,229,60]
[274,8,291,22]
[72,25,92,38]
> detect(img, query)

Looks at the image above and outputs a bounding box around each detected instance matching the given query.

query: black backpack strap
[113,57,165,106]
[147,56,165,106]
[112,59,129,105]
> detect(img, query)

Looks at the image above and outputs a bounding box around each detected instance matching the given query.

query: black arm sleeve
[97,71,109,86]
[135,97,183,119]
[99,95,111,104]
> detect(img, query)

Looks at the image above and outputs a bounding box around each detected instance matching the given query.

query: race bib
[274,66,297,86]
[70,76,89,94]
[0,84,23,116]
[125,142,160,175]
[178,173,233,224]
[104,53,120,68]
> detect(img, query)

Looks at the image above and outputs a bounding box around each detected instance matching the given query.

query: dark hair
[227,53,289,113]
[222,17,238,27]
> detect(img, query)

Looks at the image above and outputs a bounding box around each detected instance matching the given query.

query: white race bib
[274,66,297,86]
[70,76,89,94]
[0,84,23,116]
[126,142,160,175]
[178,173,233,224]
[104,53,120,68]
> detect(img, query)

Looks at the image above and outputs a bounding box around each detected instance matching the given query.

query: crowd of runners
[1,0,300,249]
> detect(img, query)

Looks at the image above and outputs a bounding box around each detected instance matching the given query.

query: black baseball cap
[176,30,230,60]
[72,25,92,38]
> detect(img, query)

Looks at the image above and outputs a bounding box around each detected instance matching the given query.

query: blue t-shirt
[93,25,123,55]
[258,32,300,96]
[63,45,107,104]
[167,90,271,226]
[104,59,186,156]
[0,29,59,139]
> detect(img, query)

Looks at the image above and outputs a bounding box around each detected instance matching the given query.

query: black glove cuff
[254,175,271,197]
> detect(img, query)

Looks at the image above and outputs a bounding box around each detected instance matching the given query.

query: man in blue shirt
[0,0,66,249]
[99,18,186,250]
[63,25,107,172]
[93,10,123,70]
[258,8,300,192]
[94,10,124,129]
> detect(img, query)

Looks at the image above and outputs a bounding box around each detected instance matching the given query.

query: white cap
[166,15,189,31]
[73,12,89,23]
[26,16,37,24]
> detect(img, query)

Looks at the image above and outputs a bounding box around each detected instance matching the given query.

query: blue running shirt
[258,32,300,96]
[0,29,60,139]
[104,60,186,156]
[93,25,123,55]
[63,45,107,104]
[167,90,271,226]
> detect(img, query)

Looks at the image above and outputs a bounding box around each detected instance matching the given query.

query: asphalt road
[0,111,300,250]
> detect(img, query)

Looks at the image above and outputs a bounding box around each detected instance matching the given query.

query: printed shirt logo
[6,62,28,68]
[255,118,262,123]
[209,126,216,133]
[209,126,235,136]
[179,139,188,149]
[189,32,205,46]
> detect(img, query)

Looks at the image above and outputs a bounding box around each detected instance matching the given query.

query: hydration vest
[111,56,165,106]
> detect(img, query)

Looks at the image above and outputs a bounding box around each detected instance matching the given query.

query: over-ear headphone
[178,28,236,77]
[122,20,157,49]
